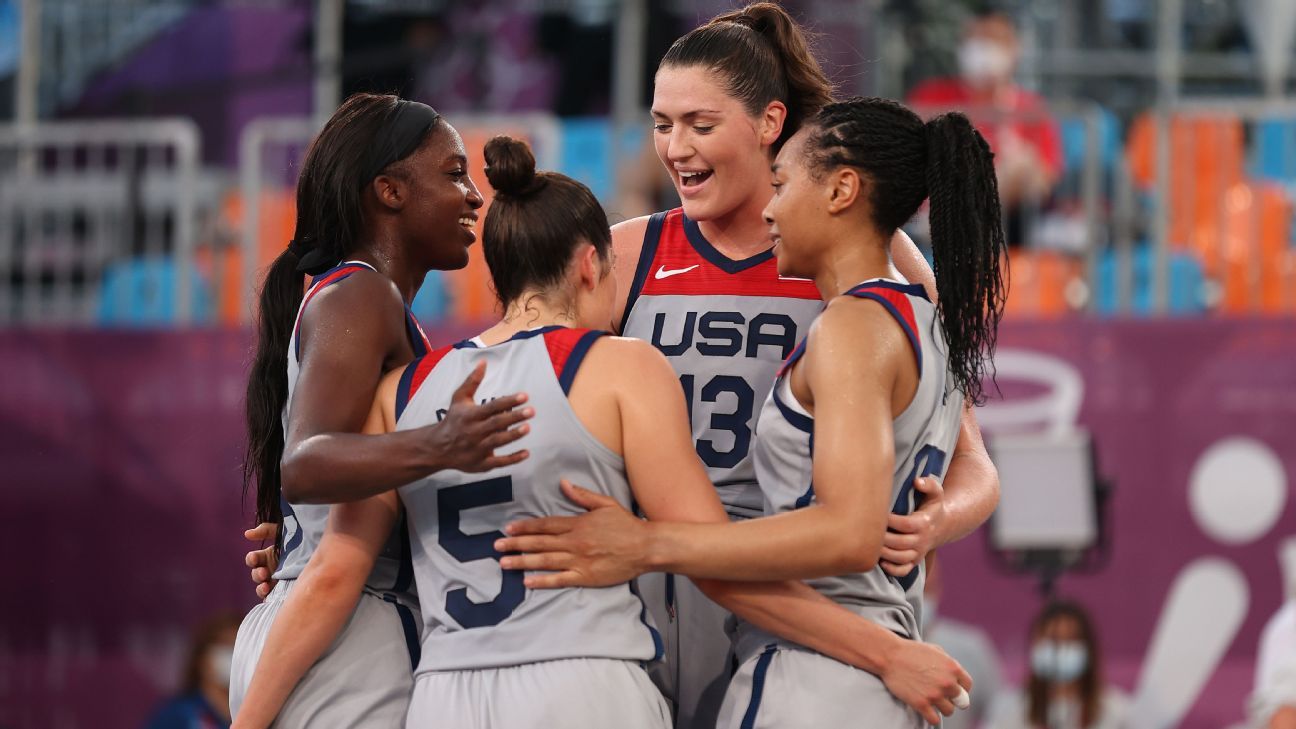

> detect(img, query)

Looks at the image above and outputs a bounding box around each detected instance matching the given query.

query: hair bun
[484,136,538,197]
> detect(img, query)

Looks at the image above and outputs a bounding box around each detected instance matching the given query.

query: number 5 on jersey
[438,476,526,628]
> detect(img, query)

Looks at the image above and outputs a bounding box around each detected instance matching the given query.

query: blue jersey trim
[628,579,665,662]
[771,389,813,435]
[390,511,415,595]
[846,279,930,301]
[280,497,304,559]
[849,291,923,375]
[682,213,774,274]
[740,644,779,729]
[557,330,605,395]
[793,432,816,509]
[382,594,422,671]
[404,308,428,357]
[394,355,424,422]
[620,211,668,333]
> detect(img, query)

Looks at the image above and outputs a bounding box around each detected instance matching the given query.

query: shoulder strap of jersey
[619,210,671,333]
[292,262,376,362]
[844,281,926,372]
[404,307,433,357]
[541,327,606,395]
[394,343,458,422]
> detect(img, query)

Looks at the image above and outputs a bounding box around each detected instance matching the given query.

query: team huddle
[229,4,1006,728]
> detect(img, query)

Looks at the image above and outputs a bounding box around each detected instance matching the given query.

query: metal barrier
[0,118,202,326]
[236,113,563,325]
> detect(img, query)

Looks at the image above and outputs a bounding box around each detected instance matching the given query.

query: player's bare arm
[280,271,533,505]
[234,396,400,729]
[608,216,650,332]
[888,228,1000,573]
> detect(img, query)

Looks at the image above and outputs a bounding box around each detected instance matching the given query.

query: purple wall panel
[0,319,1292,728]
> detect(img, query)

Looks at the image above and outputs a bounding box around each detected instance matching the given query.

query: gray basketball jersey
[739,279,965,657]
[620,209,822,514]
[273,260,429,611]
[393,326,663,673]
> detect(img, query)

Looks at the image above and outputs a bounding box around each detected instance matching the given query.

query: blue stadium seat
[97,256,215,326]
[1093,244,1207,315]
[409,269,450,324]
[1060,106,1122,175]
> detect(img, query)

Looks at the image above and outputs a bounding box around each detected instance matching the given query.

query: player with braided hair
[499,96,1005,726]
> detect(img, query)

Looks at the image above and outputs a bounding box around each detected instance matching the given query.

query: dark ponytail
[804,97,1005,405]
[243,92,440,545]
[482,135,611,307]
[662,2,833,152]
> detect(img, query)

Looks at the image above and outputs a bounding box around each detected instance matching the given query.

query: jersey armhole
[618,211,668,333]
[542,328,606,395]
[394,344,456,422]
[848,290,923,374]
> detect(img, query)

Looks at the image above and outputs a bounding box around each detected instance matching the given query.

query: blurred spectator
[986,601,1130,729]
[923,556,1004,729]
[1248,539,1296,728]
[908,11,1063,247]
[142,613,240,729]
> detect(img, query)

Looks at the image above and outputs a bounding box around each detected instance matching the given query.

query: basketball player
[266,135,964,728]
[499,97,1005,727]
[603,6,1000,727]
[230,95,533,727]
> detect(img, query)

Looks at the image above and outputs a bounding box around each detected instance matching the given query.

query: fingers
[480,424,531,451]
[934,696,956,718]
[479,449,530,470]
[504,515,576,537]
[880,547,920,566]
[913,475,944,496]
[560,479,619,510]
[886,514,927,536]
[495,534,568,555]
[475,392,531,419]
[918,703,941,726]
[256,582,272,600]
[953,686,971,710]
[957,666,973,693]
[244,522,277,542]
[499,552,574,572]
[882,529,922,549]
[880,559,918,577]
[451,362,487,403]
[521,570,585,590]
[251,566,271,584]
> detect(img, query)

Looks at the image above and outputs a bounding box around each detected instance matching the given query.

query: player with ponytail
[595,5,1002,726]
[231,94,534,727]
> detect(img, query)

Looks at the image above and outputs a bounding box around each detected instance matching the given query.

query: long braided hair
[803,97,1006,404]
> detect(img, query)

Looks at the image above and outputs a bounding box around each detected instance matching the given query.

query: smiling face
[762,128,831,278]
[392,121,485,271]
[651,65,781,224]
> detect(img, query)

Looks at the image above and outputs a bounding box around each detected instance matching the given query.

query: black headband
[362,100,441,182]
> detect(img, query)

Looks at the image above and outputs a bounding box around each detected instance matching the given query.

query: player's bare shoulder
[583,334,677,389]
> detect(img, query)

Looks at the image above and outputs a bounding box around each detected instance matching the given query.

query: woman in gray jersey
[298,136,972,728]
[602,5,1002,727]
[499,97,1006,727]
[230,95,534,728]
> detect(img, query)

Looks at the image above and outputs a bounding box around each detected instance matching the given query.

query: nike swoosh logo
[655,264,700,280]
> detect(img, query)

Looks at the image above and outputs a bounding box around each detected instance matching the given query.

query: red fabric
[407,344,456,403]
[640,209,822,300]
[908,78,1063,177]
[541,327,593,381]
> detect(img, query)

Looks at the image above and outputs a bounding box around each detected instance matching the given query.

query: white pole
[1151,0,1182,315]
[314,0,344,126]
[613,0,647,130]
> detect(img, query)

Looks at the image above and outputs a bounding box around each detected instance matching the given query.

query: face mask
[207,645,234,689]
[1031,640,1089,683]
[958,39,1012,87]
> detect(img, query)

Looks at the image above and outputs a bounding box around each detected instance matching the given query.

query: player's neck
[479,294,580,345]
[811,233,893,301]
[695,192,774,260]
[348,237,422,305]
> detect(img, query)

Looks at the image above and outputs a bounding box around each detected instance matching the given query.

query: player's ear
[825,167,863,214]
[372,173,406,212]
[576,242,600,291]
